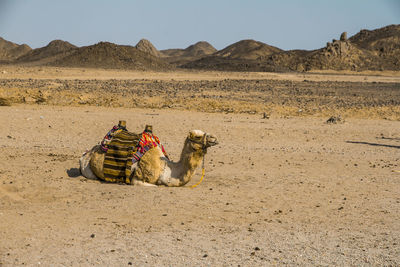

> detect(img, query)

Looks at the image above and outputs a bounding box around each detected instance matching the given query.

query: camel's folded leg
[131,179,157,187]
[127,161,157,186]
[79,146,99,180]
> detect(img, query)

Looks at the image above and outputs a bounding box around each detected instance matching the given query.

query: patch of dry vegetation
[0,76,399,120]
[0,97,11,106]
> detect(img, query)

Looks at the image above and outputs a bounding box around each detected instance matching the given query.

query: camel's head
[187,130,218,151]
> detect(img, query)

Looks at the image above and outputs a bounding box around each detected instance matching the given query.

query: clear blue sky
[0,0,399,51]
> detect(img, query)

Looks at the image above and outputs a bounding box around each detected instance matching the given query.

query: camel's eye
[190,134,200,140]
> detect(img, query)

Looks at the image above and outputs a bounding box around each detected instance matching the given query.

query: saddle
[95,121,166,184]
[102,129,140,183]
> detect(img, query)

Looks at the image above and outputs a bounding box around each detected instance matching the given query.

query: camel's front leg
[157,176,181,187]
[131,179,157,187]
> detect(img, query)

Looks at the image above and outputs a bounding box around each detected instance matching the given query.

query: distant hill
[162,41,216,57]
[213,39,281,60]
[16,40,77,64]
[184,41,217,57]
[1,24,399,72]
[266,25,400,72]
[349,24,400,51]
[182,39,283,71]
[184,25,400,72]
[348,24,400,70]
[0,37,31,62]
[161,41,216,65]
[135,39,162,57]
[51,42,171,70]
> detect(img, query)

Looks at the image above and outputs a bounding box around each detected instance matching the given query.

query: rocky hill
[350,24,400,51]
[51,42,171,70]
[184,25,400,72]
[0,37,31,62]
[348,24,400,70]
[184,41,217,57]
[266,25,400,72]
[1,24,399,72]
[182,40,283,71]
[213,39,281,60]
[16,40,77,64]
[135,39,162,57]
[161,41,216,65]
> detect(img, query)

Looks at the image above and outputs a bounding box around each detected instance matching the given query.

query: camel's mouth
[206,136,218,147]
[207,141,218,147]
[188,131,218,148]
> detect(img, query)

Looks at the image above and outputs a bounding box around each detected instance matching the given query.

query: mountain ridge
[1,24,399,72]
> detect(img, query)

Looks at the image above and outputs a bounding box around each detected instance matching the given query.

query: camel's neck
[174,139,205,186]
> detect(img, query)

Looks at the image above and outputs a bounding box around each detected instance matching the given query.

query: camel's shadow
[67,168,81,178]
[346,141,400,149]
[66,167,114,184]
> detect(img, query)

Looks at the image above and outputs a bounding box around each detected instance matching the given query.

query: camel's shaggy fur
[134,147,165,184]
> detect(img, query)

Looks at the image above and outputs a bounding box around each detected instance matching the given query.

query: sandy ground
[0,103,399,266]
[1,65,400,83]
[0,67,399,265]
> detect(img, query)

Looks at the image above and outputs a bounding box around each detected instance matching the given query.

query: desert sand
[0,67,399,266]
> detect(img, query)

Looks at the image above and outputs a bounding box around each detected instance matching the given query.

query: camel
[79,130,218,187]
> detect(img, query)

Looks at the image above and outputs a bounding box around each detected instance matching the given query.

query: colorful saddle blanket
[131,132,168,163]
[100,125,127,152]
[102,130,140,183]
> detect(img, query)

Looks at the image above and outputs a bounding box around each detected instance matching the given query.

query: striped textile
[100,125,126,152]
[102,130,140,183]
[137,132,168,157]
[131,145,151,163]
[131,132,168,164]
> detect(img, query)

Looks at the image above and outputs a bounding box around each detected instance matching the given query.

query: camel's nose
[207,135,218,146]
